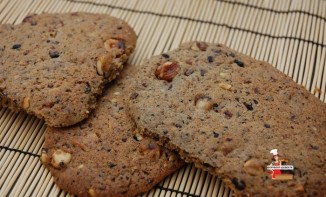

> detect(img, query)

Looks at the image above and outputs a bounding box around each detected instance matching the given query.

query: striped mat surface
[0,0,325,196]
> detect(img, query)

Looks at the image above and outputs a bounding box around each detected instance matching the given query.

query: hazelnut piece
[195,94,213,111]
[88,188,96,197]
[51,149,72,168]
[191,42,208,51]
[96,55,112,76]
[155,62,180,82]
[219,83,232,90]
[104,38,125,51]
[22,97,30,109]
[243,159,264,176]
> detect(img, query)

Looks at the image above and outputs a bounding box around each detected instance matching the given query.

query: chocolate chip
[207,56,214,63]
[203,163,211,167]
[147,143,155,150]
[226,138,233,142]
[244,102,253,111]
[148,179,154,184]
[234,59,244,67]
[264,123,270,128]
[49,50,60,58]
[253,99,258,104]
[85,82,91,94]
[122,137,128,142]
[212,103,219,112]
[174,123,182,128]
[12,44,21,50]
[213,132,219,138]
[59,161,65,168]
[108,162,117,168]
[162,53,170,59]
[224,110,233,119]
[117,26,122,30]
[130,92,139,100]
[117,40,126,50]
[79,124,87,129]
[232,178,246,190]
[200,69,207,76]
[244,79,251,84]
[184,69,194,76]
[309,144,319,150]
[254,87,260,94]
[163,130,168,135]
[229,52,235,57]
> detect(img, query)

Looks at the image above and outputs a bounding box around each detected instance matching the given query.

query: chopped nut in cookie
[219,83,232,90]
[191,42,208,51]
[195,94,213,111]
[155,62,181,82]
[243,159,264,176]
[51,149,72,168]
[133,134,143,141]
[224,110,233,119]
[22,97,30,109]
[184,68,195,76]
[40,148,49,164]
[88,188,96,197]
[139,143,162,160]
[130,92,139,100]
[96,55,112,76]
[104,38,125,51]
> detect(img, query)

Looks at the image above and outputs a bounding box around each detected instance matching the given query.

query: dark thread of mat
[0,146,39,157]
[154,185,202,197]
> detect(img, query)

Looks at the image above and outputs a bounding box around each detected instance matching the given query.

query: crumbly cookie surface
[129,42,326,196]
[0,12,136,127]
[41,65,184,197]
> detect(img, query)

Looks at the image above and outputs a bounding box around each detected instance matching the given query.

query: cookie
[40,65,184,197]
[0,12,136,127]
[128,42,326,196]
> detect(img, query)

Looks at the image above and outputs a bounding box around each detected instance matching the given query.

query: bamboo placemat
[0,0,325,196]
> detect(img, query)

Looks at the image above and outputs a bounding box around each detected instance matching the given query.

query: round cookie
[0,12,136,127]
[128,42,326,196]
[41,65,184,197]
